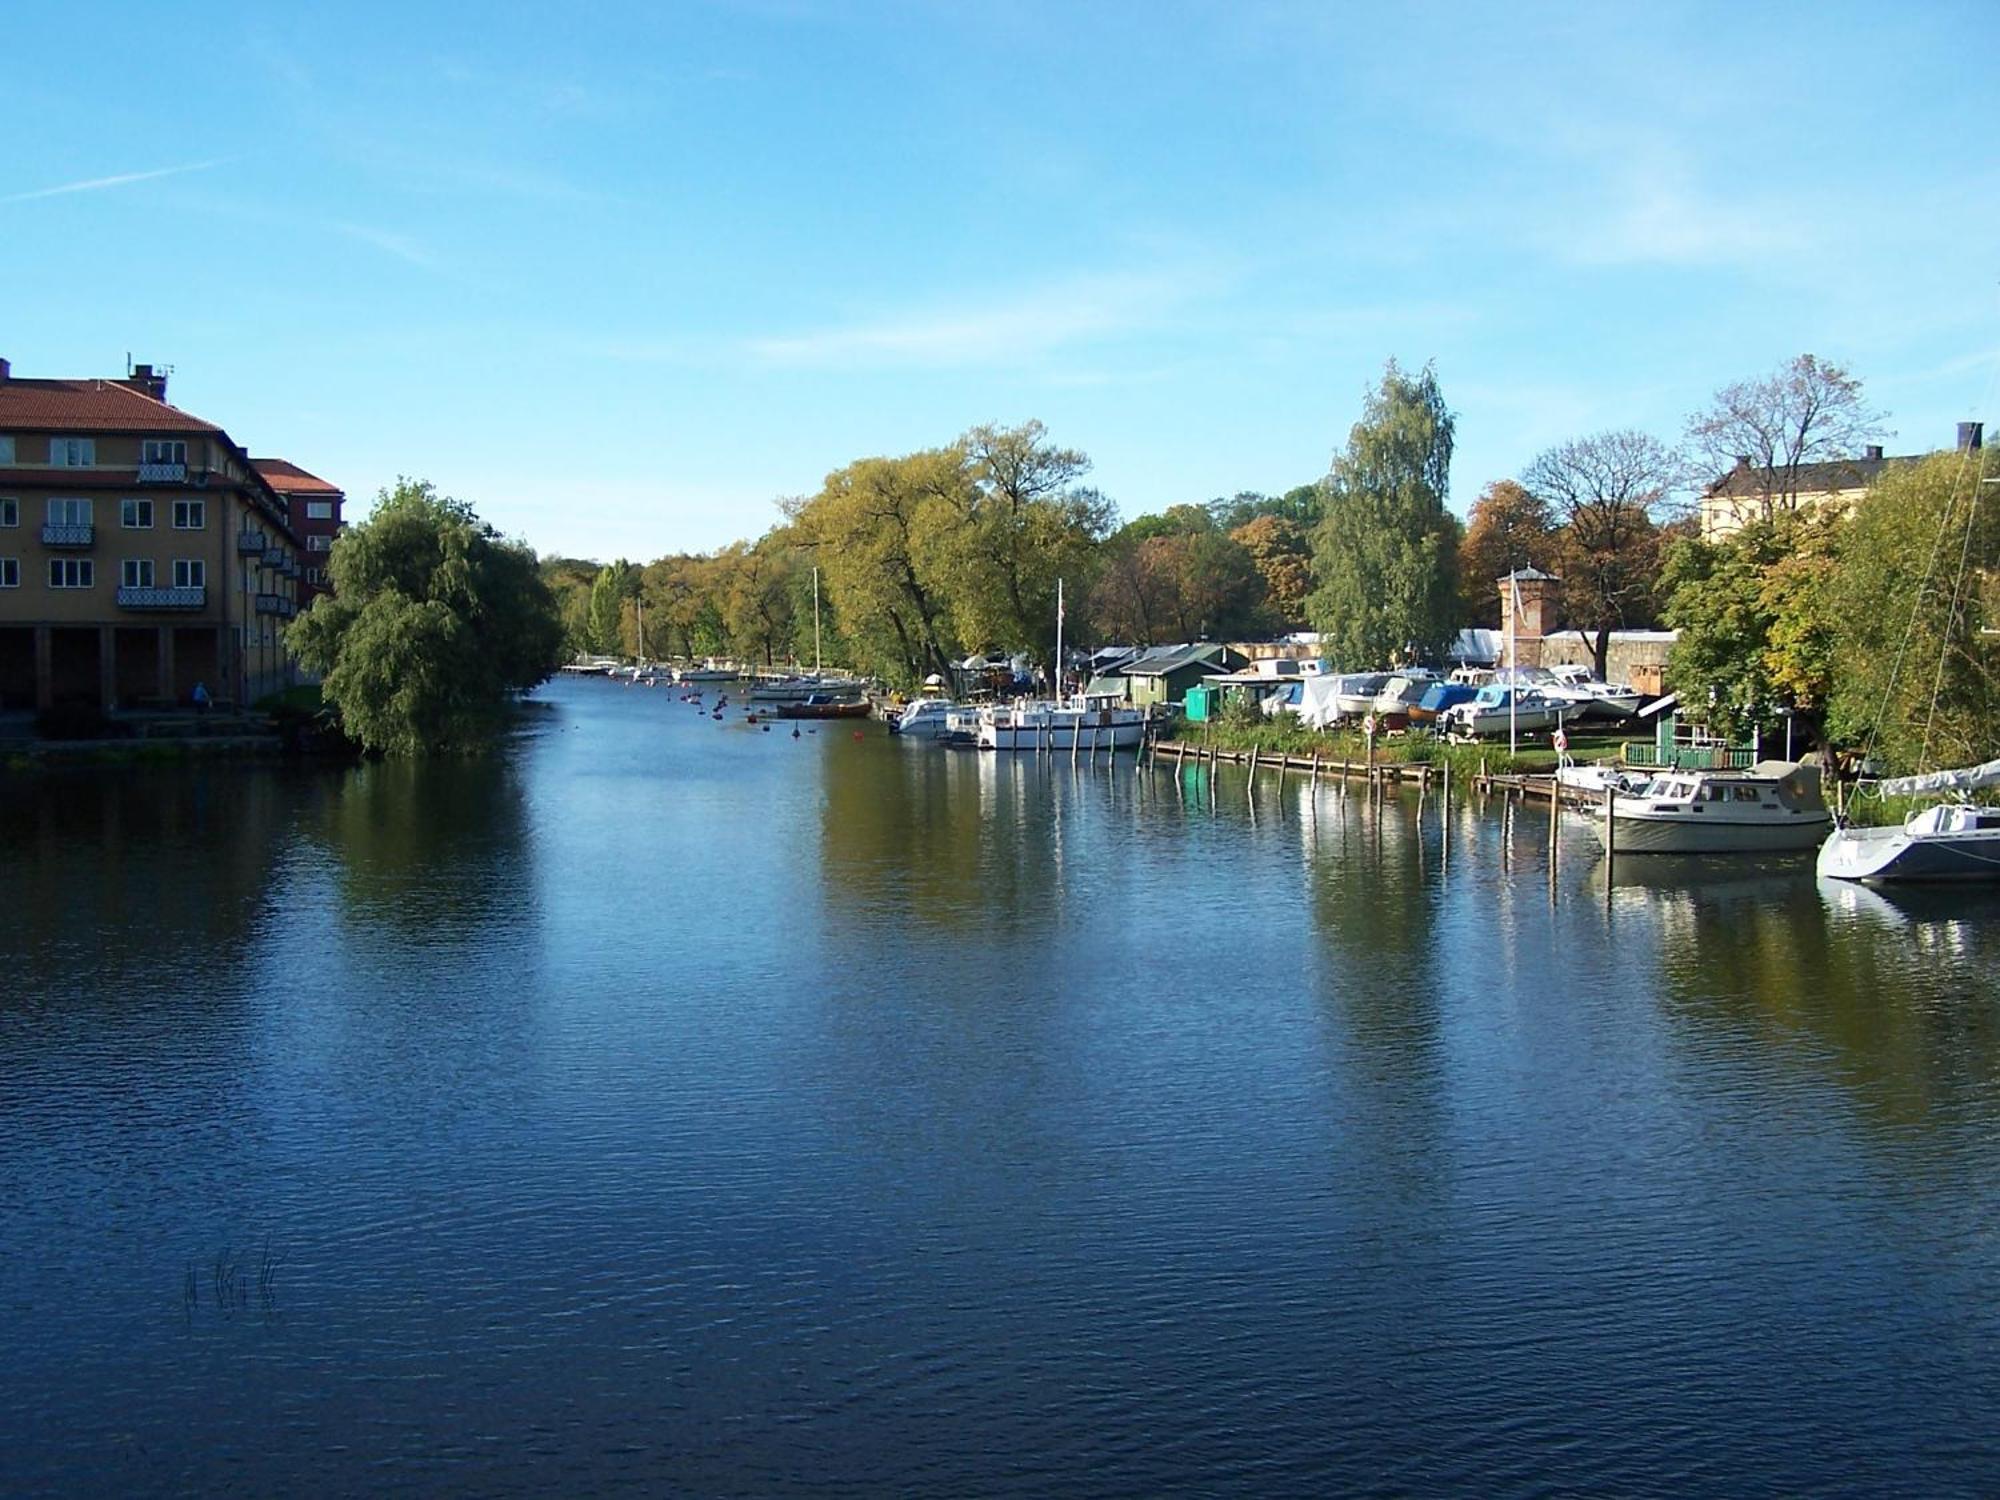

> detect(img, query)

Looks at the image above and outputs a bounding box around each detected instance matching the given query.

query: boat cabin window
[1729,786,1763,803]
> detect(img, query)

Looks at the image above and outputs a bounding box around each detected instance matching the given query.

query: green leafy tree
[789,448,964,683]
[1827,449,2000,772]
[1308,360,1461,668]
[288,479,565,755]
[927,422,1114,660]
[587,559,633,655]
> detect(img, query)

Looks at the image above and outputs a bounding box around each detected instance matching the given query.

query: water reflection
[307,752,536,944]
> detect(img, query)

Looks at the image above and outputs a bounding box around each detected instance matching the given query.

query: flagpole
[1508,573,1519,758]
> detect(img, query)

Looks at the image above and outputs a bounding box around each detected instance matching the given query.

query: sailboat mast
[813,566,822,674]
[1055,577,1064,704]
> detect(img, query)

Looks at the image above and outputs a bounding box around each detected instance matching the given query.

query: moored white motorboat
[1582,761,1831,854]
[1816,757,2000,882]
[891,698,973,739]
[975,699,1148,751]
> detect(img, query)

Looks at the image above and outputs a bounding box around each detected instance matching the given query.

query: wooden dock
[1153,737,1435,789]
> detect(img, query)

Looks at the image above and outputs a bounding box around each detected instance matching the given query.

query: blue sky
[4,1,1995,560]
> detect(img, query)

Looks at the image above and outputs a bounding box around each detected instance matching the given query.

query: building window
[308,534,333,551]
[48,557,93,588]
[48,437,95,467]
[0,497,15,527]
[46,496,92,526]
[0,437,13,464]
[306,500,334,520]
[122,558,156,588]
[121,497,154,528]
[0,558,17,588]
[141,439,187,465]
[305,567,326,586]
[172,498,205,529]
[174,558,205,589]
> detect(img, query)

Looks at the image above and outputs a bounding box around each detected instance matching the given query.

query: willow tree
[288,479,565,755]
[789,448,964,684]
[1308,361,1461,669]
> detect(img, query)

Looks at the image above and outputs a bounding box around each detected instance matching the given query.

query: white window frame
[48,437,95,467]
[308,533,333,551]
[141,439,187,465]
[121,497,154,529]
[122,558,155,588]
[306,500,334,520]
[46,496,92,526]
[172,498,206,530]
[0,497,16,527]
[48,557,94,588]
[0,558,18,588]
[173,558,205,589]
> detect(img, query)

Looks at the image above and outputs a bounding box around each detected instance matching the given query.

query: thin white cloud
[744,268,1210,370]
[332,222,442,270]
[0,159,226,205]
[1562,154,1802,269]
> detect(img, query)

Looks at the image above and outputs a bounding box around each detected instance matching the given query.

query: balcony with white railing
[117,584,206,610]
[237,531,267,555]
[135,462,188,484]
[41,523,93,547]
[262,546,287,567]
[255,593,287,616]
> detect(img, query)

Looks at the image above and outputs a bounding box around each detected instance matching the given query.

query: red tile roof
[251,457,343,495]
[0,377,223,433]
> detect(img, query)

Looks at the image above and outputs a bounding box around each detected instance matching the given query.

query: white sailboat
[1817,758,2000,881]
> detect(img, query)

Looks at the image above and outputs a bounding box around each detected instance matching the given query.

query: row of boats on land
[1301,664,1642,735]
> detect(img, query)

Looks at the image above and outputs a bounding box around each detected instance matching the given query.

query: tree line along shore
[289,352,1995,766]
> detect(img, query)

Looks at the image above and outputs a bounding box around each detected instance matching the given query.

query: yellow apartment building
[0,358,318,712]
[1698,422,1983,540]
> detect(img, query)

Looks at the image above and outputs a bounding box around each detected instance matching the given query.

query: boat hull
[1586,808,1832,854]
[977,712,1146,751]
[773,700,871,719]
[1816,825,2000,882]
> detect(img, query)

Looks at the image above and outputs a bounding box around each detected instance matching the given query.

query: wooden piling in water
[1603,785,1617,900]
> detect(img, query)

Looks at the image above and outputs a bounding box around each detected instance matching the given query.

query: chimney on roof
[0,356,10,382]
[1863,444,1884,461]
[125,362,168,401]
[1958,421,1984,453]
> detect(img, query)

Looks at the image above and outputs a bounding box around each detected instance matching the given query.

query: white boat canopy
[1879,757,2000,798]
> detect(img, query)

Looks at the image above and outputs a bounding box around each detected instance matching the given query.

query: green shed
[1184,682,1223,722]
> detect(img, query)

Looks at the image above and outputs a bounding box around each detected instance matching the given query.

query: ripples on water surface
[2,677,1998,1496]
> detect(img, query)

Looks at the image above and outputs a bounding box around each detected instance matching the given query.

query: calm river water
[3,676,1999,1496]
